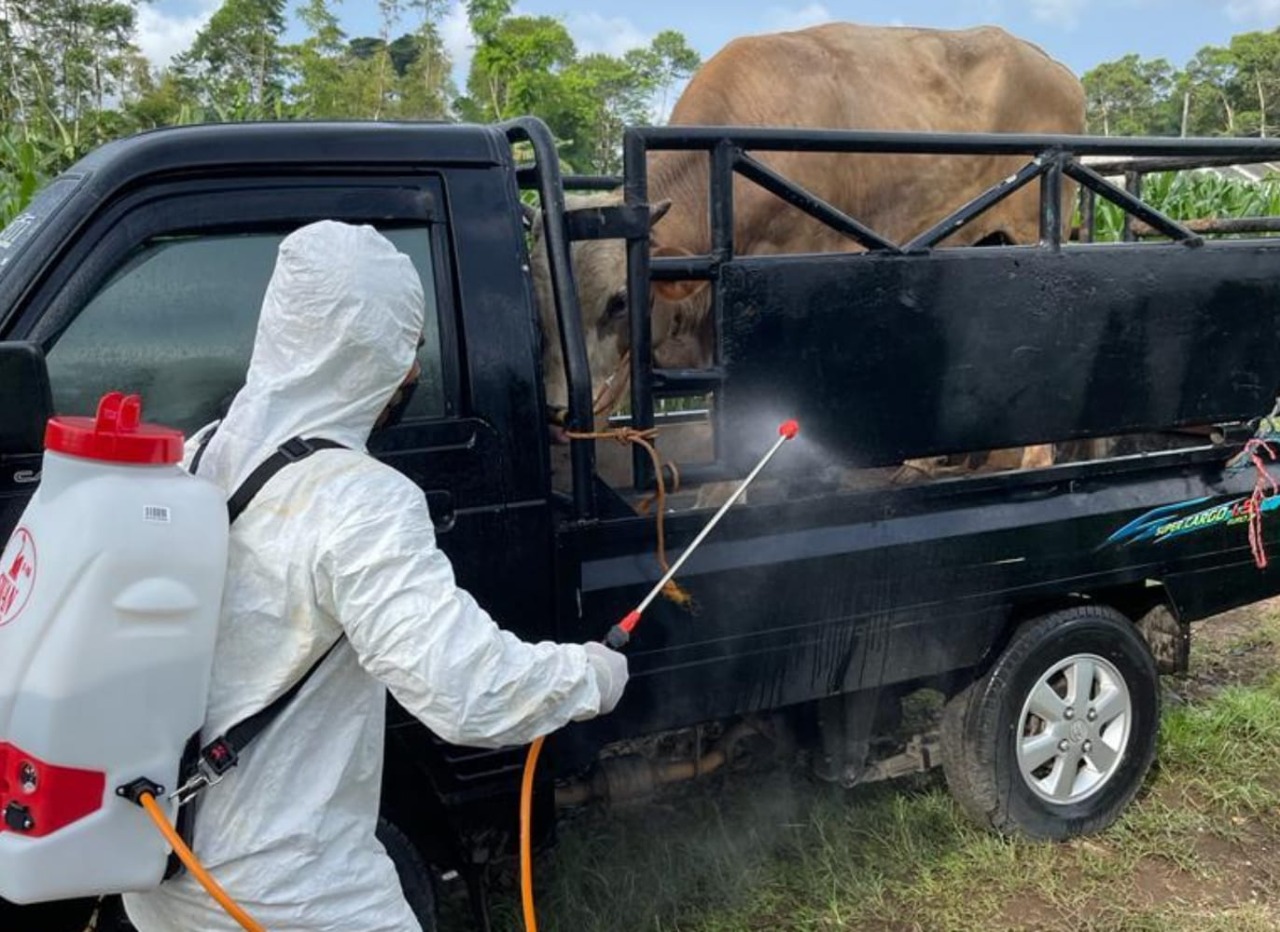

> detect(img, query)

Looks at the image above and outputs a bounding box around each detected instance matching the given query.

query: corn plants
[1083,169,1280,242]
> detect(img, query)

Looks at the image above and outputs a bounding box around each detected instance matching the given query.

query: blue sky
[144,0,1280,94]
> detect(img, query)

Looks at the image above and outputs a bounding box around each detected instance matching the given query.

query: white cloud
[565,12,651,57]
[440,0,475,86]
[136,1,218,68]
[1221,0,1280,20]
[1028,0,1089,30]
[765,3,835,32]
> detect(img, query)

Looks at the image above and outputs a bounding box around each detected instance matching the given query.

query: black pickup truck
[4,117,1280,931]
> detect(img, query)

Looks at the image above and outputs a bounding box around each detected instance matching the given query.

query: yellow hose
[137,791,266,932]
[519,735,547,932]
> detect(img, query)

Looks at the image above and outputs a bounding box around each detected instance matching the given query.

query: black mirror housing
[0,342,53,456]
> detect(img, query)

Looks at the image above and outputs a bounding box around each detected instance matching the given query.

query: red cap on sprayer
[779,419,800,440]
[45,392,184,465]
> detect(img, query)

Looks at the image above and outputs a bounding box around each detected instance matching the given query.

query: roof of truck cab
[67,120,509,186]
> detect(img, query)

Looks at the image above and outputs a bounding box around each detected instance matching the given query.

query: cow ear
[652,244,709,304]
[649,199,673,227]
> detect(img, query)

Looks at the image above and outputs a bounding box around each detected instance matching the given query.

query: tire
[377,816,438,932]
[941,605,1160,840]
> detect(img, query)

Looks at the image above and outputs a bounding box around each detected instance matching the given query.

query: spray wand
[520,418,800,932]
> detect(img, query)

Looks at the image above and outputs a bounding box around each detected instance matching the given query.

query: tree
[1185,44,1239,135]
[558,50,662,173]
[1082,54,1178,136]
[177,0,288,115]
[463,14,576,122]
[648,30,700,119]
[0,1,149,155]
[399,1,454,119]
[288,0,347,117]
[1228,30,1280,137]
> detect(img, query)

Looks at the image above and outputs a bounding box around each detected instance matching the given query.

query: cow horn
[650,199,673,226]
[520,201,538,232]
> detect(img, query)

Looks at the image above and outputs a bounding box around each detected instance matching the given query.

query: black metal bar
[707,141,735,480]
[708,140,735,481]
[562,174,623,190]
[516,168,624,191]
[710,141,736,261]
[631,125,1280,159]
[1130,216,1280,237]
[1065,161,1203,246]
[1040,150,1064,250]
[564,205,650,241]
[903,158,1049,252]
[650,256,715,279]
[501,118,596,520]
[733,151,900,252]
[1081,187,1096,244]
[607,408,711,428]
[1122,170,1141,243]
[623,128,655,491]
[652,368,726,396]
[1081,155,1278,176]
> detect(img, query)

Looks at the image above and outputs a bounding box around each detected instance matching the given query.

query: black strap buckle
[201,736,239,776]
[278,437,316,462]
[168,736,238,805]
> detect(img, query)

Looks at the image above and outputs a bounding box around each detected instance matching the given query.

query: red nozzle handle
[779,419,799,440]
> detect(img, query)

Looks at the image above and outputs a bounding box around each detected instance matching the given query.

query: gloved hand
[583,642,629,714]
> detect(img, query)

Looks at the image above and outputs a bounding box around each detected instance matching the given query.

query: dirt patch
[1170,598,1280,703]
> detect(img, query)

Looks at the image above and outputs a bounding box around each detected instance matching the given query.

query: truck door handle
[424,490,455,532]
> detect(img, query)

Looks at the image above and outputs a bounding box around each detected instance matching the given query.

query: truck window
[44,226,446,434]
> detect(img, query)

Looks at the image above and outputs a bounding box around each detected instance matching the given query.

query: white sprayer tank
[0,392,227,902]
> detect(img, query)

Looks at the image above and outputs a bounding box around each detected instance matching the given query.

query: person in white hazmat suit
[122,220,628,932]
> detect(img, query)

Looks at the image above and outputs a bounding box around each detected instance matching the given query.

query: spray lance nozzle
[603,420,799,650]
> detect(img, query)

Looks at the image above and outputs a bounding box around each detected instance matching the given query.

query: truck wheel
[941,605,1159,840]
[377,816,438,931]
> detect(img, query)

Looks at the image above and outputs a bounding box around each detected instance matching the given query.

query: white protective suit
[123,220,622,932]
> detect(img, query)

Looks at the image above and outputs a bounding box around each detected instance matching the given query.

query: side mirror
[0,342,52,456]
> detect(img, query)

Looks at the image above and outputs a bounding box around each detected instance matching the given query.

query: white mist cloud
[1029,0,1090,31]
[440,0,475,88]
[765,3,835,32]
[136,0,218,68]
[1220,0,1280,20]
[565,12,651,57]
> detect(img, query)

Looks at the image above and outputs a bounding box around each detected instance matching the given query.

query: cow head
[529,192,712,434]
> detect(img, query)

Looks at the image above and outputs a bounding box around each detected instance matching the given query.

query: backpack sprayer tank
[0,392,228,903]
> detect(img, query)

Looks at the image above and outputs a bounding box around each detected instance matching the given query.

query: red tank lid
[44,392,184,465]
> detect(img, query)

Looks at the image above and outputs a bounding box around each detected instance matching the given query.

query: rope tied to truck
[1240,437,1278,569]
[564,425,693,609]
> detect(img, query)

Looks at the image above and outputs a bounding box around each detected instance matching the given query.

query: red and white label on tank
[0,527,36,627]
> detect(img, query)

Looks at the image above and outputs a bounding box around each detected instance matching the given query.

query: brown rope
[564,426,693,609]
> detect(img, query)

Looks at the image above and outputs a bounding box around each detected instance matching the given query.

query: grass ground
[457,599,1280,932]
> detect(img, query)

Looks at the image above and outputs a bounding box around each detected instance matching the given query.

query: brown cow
[533,22,1085,484]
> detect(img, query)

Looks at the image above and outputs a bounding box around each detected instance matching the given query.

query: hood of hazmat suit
[124,221,612,932]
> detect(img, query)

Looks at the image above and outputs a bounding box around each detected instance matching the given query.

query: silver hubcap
[1015,653,1131,805]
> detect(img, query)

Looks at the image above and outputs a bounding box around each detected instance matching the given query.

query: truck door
[0,177,502,578]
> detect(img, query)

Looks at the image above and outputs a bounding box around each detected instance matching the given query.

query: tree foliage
[1084,28,1280,137]
[0,0,701,217]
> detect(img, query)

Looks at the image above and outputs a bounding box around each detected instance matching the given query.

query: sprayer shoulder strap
[185,434,349,783]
